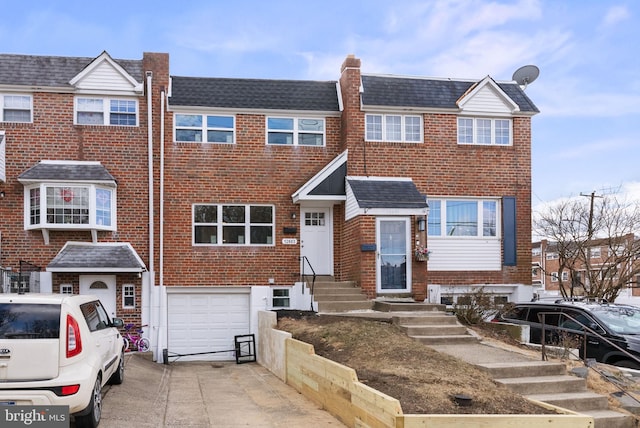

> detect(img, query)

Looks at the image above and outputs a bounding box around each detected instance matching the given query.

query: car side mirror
[111,317,124,328]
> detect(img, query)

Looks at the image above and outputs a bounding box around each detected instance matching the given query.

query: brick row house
[532,236,640,301]
[0,51,538,361]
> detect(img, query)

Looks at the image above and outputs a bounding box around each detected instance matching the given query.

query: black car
[496,300,640,369]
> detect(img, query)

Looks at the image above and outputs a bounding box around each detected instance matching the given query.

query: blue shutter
[503,197,517,266]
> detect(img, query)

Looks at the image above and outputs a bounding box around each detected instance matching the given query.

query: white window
[174,113,235,143]
[272,288,290,308]
[75,97,138,126]
[1,94,32,123]
[532,247,541,256]
[546,252,559,260]
[60,284,73,294]
[365,114,422,142]
[426,199,498,238]
[590,247,601,258]
[266,117,324,146]
[193,204,274,245]
[561,271,569,281]
[123,284,135,308]
[26,184,116,230]
[457,117,512,145]
[551,272,559,282]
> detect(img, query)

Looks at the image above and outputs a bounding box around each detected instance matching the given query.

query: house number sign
[282,238,298,245]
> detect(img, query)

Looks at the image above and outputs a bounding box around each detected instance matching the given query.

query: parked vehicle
[0,294,125,427]
[495,299,640,369]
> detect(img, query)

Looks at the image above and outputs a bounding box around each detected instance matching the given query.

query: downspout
[145,71,154,357]
[157,87,166,360]
[146,71,154,276]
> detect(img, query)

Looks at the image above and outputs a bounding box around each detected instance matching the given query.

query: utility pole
[580,191,603,240]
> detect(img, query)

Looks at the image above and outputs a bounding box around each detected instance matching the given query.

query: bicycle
[122,324,150,352]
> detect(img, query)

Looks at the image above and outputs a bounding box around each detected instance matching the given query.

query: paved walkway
[98,354,346,428]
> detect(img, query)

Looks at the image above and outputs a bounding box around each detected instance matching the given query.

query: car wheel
[109,352,125,385]
[75,375,102,428]
[614,360,640,370]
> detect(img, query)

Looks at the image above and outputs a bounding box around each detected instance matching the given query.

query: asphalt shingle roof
[18,162,116,183]
[0,53,143,88]
[169,76,340,111]
[48,243,145,271]
[361,74,539,113]
[348,179,427,209]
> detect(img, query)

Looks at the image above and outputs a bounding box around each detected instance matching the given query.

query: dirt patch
[277,313,555,415]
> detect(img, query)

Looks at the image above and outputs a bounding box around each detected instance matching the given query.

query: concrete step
[399,325,468,336]
[313,293,369,302]
[313,287,365,296]
[477,361,567,378]
[526,391,608,412]
[312,281,357,289]
[317,301,374,312]
[393,314,460,326]
[580,409,635,428]
[411,335,480,345]
[495,375,586,395]
[374,301,446,312]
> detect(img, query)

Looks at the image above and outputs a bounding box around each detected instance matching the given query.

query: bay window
[26,184,116,230]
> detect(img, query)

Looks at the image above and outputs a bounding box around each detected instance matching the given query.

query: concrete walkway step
[495,375,586,395]
[526,391,608,411]
[317,301,374,312]
[411,334,480,345]
[477,361,567,378]
[579,409,635,428]
[399,325,468,336]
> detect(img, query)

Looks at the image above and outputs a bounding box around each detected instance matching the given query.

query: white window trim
[1,93,33,123]
[60,284,73,294]
[173,112,236,144]
[74,96,139,126]
[122,284,135,309]
[365,113,423,143]
[457,116,512,146]
[192,203,275,246]
[426,198,501,239]
[265,116,326,146]
[271,287,291,309]
[23,183,117,232]
[551,272,559,282]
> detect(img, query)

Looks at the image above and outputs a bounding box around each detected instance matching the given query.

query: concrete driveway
[98,353,345,427]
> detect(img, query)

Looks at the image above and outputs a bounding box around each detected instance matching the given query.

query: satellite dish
[512,65,539,89]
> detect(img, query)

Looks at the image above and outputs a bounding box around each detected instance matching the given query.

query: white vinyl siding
[460,85,514,114]
[424,238,502,271]
[73,60,140,93]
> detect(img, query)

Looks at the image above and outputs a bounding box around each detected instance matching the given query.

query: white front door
[376,217,411,293]
[300,207,333,275]
[80,275,117,319]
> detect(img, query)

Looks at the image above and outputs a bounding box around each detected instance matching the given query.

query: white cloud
[601,5,630,28]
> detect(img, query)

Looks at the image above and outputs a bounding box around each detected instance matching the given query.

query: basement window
[272,288,290,308]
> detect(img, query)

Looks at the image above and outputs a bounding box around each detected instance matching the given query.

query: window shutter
[502,196,517,266]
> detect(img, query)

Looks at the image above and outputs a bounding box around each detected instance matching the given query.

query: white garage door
[167,289,250,361]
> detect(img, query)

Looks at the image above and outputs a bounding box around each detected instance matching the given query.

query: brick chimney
[339,55,363,154]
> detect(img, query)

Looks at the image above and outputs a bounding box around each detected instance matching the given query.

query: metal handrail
[538,311,640,406]
[299,256,316,311]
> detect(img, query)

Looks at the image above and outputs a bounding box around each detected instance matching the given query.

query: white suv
[0,293,125,427]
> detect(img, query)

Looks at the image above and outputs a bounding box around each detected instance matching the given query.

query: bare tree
[534,193,640,301]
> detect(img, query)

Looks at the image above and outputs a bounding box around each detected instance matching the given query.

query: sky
[1,0,639,211]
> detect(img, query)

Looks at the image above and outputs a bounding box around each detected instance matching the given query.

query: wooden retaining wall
[257,311,593,428]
